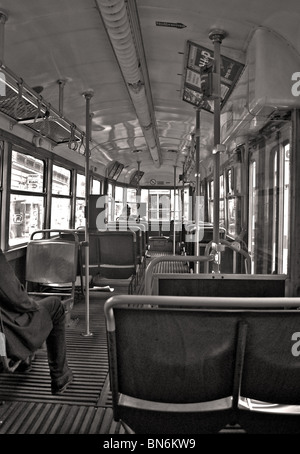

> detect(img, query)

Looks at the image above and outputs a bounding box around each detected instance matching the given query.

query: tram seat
[106,221,146,267]
[90,231,138,294]
[113,222,146,284]
[238,313,300,434]
[25,230,79,326]
[104,294,239,434]
[104,294,300,434]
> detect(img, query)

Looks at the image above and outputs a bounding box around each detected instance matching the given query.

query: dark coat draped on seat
[0,249,53,361]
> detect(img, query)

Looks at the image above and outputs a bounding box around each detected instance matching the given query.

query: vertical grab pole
[82,90,94,337]
[57,79,66,116]
[173,166,177,256]
[194,108,201,273]
[209,29,226,273]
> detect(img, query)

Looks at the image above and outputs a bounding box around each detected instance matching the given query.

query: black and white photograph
[0,0,300,445]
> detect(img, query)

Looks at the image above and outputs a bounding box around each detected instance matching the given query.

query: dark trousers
[39,297,71,384]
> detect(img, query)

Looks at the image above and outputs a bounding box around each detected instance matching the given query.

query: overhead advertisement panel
[182,40,244,113]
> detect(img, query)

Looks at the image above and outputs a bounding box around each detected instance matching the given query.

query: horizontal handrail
[30,229,80,243]
[104,294,300,332]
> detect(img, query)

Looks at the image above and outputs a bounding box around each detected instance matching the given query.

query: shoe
[16,361,32,373]
[16,354,35,373]
[51,371,74,395]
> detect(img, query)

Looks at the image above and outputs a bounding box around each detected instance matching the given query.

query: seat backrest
[104,294,300,433]
[26,239,78,284]
[112,307,238,403]
[241,311,300,405]
[155,273,287,297]
[106,221,144,259]
[97,231,137,279]
[104,294,243,433]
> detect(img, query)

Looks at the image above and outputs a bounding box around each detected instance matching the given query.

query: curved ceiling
[0,0,300,185]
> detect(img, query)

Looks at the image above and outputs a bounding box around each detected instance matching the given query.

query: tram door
[148,189,172,236]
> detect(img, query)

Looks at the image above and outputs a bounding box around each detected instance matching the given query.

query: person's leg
[38,296,73,394]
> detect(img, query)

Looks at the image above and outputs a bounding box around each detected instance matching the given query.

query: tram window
[220,174,224,198]
[115,185,125,219]
[282,143,290,273]
[140,189,181,224]
[227,198,236,237]
[149,190,171,222]
[272,142,290,274]
[226,168,238,237]
[10,195,44,244]
[248,160,257,273]
[76,173,85,198]
[127,188,137,217]
[227,169,232,194]
[107,182,113,221]
[219,174,225,227]
[52,164,71,195]
[50,198,71,229]
[9,150,45,246]
[92,178,101,194]
[127,188,136,204]
[248,125,291,275]
[75,173,86,228]
[140,189,149,220]
[182,186,190,221]
[50,164,71,229]
[174,190,182,221]
[208,180,214,222]
[11,151,44,192]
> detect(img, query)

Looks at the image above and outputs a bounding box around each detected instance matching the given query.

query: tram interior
[0,0,300,436]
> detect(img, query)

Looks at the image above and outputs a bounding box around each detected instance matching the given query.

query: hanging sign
[182,40,244,113]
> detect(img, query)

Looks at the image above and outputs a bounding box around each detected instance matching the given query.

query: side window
[271,142,290,274]
[75,173,86,228]
[219,174,225,227]
[50,164,72,229]
[248,160,257,273]
[115,185,125,220]
[9,149,45,246]
[208,179,214,222]
[92,178,102,194]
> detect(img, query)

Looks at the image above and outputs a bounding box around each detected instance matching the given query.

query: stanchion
[82,90,94,337]
[209,29,227,273]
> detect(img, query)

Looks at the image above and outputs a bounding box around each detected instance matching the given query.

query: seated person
[0,249,73,395]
